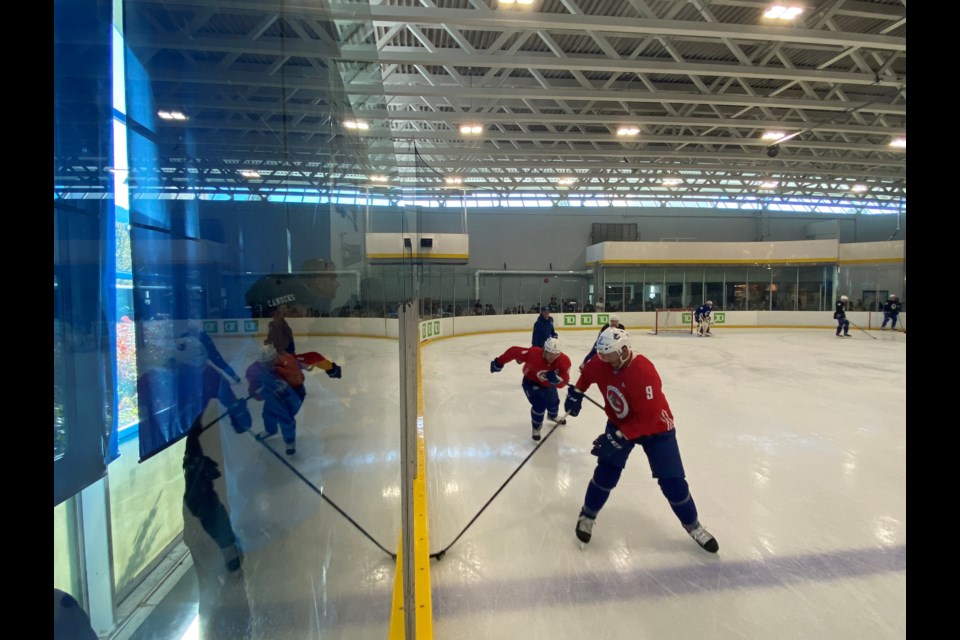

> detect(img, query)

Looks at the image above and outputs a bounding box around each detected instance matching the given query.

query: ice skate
[575,512,595,544]
[686,523,719,553]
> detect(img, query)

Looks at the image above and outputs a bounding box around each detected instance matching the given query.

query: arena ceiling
[55,0,906,209]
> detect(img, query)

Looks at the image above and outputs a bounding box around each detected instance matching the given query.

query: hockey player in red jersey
[490,337,571,441]
[564,327,718,553]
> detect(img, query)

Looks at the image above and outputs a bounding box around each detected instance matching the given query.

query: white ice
[210,327,905,639]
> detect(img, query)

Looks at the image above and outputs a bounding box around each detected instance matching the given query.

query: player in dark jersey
[694,301,713,337]
[834,295,851,337]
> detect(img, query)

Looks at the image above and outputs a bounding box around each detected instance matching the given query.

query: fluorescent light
[889,138,906,148]
[764,5,804,20]
[344,120,369,130]
[761,131,786,140]
[157,110,187,121]
[369,175,388,182]
[662,178,682,186]
[459,124,483,135]
[759,181,779,189]
[445,177,463,185]
[851,184,868,192]
[616,127,640,136]
[557,177,577,185]
[239,170,260,179]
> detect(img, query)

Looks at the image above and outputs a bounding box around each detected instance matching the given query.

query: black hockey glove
[564,387,583,416]
[591,429,629,458]
[544,370,562,386]
[326,362,342,379]
[490,359,504,373]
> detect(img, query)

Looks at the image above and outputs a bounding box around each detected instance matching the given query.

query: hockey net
[653,308,694,334]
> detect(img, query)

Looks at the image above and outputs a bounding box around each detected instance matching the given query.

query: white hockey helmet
[595,327,630,356]
[608,314,621,325]
[889,294,898,300]
[543,337,561,355]
[258,342,278,363]
[705,300,713,307]
[840,295,849,302]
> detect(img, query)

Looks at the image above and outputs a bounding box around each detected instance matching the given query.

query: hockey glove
[544,370,562,386]
[490,359,504,373]
[591,429,628,458]
[564,387,584,416]
[326,363,342,379]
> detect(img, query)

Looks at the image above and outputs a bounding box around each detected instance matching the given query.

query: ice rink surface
[211,326,905,639]
[423,327,905,640]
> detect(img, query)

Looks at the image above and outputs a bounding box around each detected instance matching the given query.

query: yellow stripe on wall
[368,253,469,260]
[837,258,905,265]
[591,257,836,265]
[388,342,434,639]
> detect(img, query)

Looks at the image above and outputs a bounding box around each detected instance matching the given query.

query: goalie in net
[694,301,714,337]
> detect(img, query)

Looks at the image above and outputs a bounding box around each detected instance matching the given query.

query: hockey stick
[194,394,254,437]
[580,392,605,411]
[848,319,877,340]
[431,417,566,560]
[251,431,397,559]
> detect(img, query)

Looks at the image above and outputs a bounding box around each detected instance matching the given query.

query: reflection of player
[266,306,296,354]
[175,327,252,433]
[135,321,254,637]
[137,323,253,462]
[245,258,340,318]
[182,424,251,639]
[245,344,306,456]
[490,337,571,441]
[53,589,97,639]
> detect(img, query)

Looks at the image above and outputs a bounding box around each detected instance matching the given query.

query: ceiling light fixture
[158,110,187,121]
[761,131,786,140]
[889,138,906,149]
[763,5,804,20]
[616,127,640,136]
[344,120,369,130]
[459,124,483,135]
[239,170,261,179]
